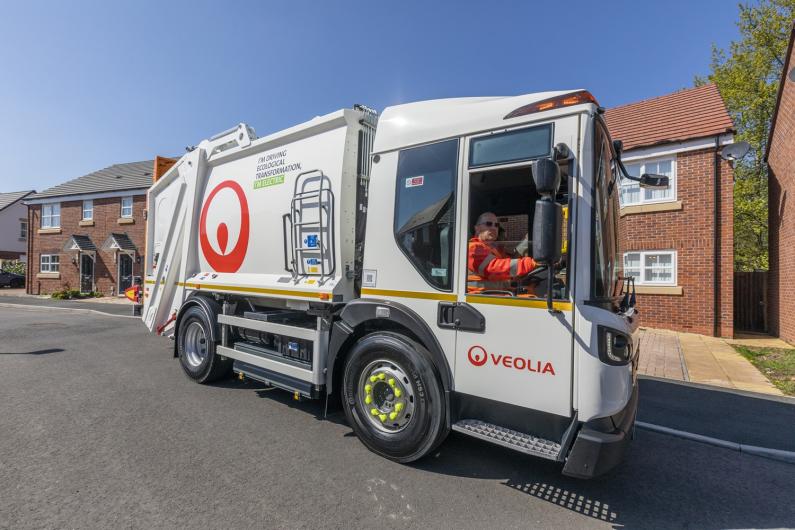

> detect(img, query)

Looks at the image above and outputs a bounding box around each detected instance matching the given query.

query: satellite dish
[789,67,795,82]
[720,141,750,161]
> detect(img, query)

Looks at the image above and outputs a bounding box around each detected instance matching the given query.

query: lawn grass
[732,344,795,396]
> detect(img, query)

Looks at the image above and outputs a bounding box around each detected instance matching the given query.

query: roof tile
[604,84,735,151]
[0,190,34,212]
[28,160,154,200]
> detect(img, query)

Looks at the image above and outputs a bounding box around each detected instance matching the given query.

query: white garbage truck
[143,90,664,478]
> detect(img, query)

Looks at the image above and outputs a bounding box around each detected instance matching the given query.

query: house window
[41,203,61,228]
[620,157,676,206]
[623,251,676,285]
[121,196,133,218]
[40,254,60,273]
[20,220,27,240]
[82,200,93,220]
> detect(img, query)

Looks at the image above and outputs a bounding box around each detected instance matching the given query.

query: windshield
[592,121,622,301]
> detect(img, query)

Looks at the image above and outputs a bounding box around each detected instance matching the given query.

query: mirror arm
[614,155,642,183]
[546,266,559,314]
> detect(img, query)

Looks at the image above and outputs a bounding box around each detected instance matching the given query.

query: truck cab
[349,91,638,477]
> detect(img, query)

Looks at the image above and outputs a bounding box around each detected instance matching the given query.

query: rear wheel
[342,332,448,463]
[177,306,231,383]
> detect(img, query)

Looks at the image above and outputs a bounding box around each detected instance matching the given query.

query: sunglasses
[479,221,500,228]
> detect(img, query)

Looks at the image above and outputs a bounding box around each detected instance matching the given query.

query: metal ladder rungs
[452,419,561,461]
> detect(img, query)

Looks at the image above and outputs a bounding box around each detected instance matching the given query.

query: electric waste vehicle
[143,90,665,478]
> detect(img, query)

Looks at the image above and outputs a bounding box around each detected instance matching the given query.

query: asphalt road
[1,306,794,529]
[0,294,136,317]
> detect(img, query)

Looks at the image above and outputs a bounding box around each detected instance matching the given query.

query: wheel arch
[173,293,220,357]
[326,298,453,397]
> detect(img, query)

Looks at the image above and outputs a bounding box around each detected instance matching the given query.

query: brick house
[766,22,795,345]
[0,190,34,266]
[25,161,154,296]
[605,84,736,337]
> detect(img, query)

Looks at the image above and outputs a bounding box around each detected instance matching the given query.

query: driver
[467,212,539,294]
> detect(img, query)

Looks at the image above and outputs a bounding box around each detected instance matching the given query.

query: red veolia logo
[467,345,488,366]
[199,180,250,272]
[467,344,555,375]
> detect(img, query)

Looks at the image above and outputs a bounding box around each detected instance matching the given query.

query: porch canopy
[63,234,97,253]
[101,232,137,254]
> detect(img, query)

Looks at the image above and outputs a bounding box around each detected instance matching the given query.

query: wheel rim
[183,321,208,368]
[357,359,416,433]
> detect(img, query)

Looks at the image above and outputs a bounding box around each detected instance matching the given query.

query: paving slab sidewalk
[638,328,785,396]
[637,328,688,381]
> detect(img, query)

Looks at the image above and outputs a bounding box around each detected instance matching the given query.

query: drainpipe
[714,135,721,337]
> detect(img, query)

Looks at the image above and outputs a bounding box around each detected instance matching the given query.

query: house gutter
[714,135,721,337]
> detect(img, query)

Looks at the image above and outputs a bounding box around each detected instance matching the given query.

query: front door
[452,126,575,418]
[80,254,94,293]
[118,253,133,293]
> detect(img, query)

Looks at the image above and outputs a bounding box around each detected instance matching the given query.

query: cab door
[452,125,575,418]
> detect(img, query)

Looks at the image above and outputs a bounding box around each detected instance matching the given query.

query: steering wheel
[520,265,549,282]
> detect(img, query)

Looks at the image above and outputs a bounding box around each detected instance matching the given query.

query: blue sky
[0,0,741,192]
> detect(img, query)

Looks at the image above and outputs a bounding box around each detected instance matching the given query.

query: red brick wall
[768,41,795,344]
[619,147,734,337]
[26,195,146,296]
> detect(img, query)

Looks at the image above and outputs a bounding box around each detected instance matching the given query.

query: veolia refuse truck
[142,90,665,478]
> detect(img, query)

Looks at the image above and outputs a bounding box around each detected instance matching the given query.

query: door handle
[437,302,485,333]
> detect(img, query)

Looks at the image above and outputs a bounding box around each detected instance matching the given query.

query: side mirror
[531,159,563,314]
[532,158,561,196]
[639,173,669,189]
[613,139,623,156]
[532,199,562,264]
[531,158,563,264]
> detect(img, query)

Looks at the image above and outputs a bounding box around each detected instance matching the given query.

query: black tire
[341,332,448,463]
[177,306,231,383]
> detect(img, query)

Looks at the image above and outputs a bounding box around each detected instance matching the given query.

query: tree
[696,0,794,271]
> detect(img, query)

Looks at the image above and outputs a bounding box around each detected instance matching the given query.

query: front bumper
[562,382,639,479]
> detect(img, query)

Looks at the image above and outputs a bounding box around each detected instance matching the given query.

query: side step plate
[452,419,561,461]
[234,361,322,399]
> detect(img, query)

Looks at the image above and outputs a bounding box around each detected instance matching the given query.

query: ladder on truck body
[283,170,335,282]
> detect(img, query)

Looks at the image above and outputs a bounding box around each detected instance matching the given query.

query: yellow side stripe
[361,288,457,302]
[175,282,328,300]
[466,295,573,311]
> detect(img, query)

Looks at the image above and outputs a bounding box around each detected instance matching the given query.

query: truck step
[234,361,322,399]
[452,419,561,461]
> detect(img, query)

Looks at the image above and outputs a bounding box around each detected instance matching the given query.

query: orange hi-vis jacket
[467,237,537,293]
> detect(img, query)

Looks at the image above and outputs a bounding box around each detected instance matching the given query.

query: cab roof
[373,90,590,154]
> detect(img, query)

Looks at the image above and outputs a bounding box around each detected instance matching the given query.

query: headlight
[598,326,632,366]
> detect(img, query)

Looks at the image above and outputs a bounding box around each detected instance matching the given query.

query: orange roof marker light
[504,90,598,120]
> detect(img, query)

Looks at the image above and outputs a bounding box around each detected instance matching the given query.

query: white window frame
[619,155,677,207]
[623,250,677,286]
[82,199,93,220]
[40,254,60,273]
[41,202,61,228]
[120,196,133,218]
[20,219,27,240]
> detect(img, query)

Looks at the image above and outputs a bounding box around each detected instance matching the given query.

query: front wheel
[341,332,448,463]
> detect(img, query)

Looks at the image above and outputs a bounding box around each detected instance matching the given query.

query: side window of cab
[393,139,459,291]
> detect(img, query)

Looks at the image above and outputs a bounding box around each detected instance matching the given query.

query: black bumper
[562,383,639,479]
